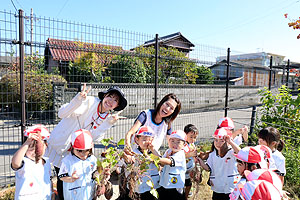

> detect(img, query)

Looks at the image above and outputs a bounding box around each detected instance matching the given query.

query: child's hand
[186,149,197,158]
[148,143,155,152]
[242,126,249,135]
[70,171,79,182]
[224,135,233,143]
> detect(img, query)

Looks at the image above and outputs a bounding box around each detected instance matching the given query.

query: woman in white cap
[58,129,97,200]
[45,84,127,200]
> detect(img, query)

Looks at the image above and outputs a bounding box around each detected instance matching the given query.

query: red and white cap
[135,126,155,137]
[244,169,283,195]
[71,129,93,150]
[213,127,232,139]
[169,130,186,142]
[24,124,50,140]
[218,117,235,130]
[234,146,268,169]
[239,180,282,200]
[254,145,272,159]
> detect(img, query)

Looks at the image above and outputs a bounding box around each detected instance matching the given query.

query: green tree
[107,55,147,83]
[134,46,199,84]
[195,65,214,84]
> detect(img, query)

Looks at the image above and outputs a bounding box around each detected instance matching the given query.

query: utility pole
[30,8,33,55]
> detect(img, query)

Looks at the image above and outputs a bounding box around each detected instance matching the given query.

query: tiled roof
[46,38,123,61]
[144,32,195,48]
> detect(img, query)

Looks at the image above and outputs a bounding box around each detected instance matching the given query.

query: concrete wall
[53,83,262,120]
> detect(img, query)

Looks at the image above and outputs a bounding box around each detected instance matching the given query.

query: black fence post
[286,59,290,87]
[248,106,257,145]
[154,34,159,108]
[225,48,230,117]
[19,9,26,144]
[268,56,273,90]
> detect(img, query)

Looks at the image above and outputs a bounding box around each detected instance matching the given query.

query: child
[257,127,286,183]
[154,130,187,200]
[58,129,97,200]
[11,124,52,200]
[197,127,241,200]
[183,124,198,200]
[121,126,160,200]
[229,146,268,200]
[218,117,248,146]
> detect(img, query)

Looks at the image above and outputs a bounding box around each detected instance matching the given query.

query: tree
[134,46,200,84]
[195,65,214,84]
[107,55,147,83]
[284,13,300,39]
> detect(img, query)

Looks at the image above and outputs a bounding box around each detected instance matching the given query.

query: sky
[3,0,300,62]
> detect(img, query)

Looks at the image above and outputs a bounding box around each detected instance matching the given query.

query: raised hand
[79,83,91,99]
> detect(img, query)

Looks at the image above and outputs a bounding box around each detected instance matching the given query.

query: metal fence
[0,9,299,187]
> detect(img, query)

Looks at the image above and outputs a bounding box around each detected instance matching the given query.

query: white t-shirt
[272,150,286,176]
[13,157,52,200]
[58,153,97,200]
[159,149,186,190]
[207,149,241,194]
[229,177,246,200]
[233,134,243,146]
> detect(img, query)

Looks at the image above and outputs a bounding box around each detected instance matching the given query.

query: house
[142,32,195,57]
[44,38,123,76]
[212,52,290,87]
[209,60,271,86]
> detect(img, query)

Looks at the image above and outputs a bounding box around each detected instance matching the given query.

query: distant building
[209,59,271,86]
[143,32,195,57]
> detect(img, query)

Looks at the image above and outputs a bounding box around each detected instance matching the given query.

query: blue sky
[3,0,300,62]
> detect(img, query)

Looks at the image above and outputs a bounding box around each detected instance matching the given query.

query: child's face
[159,98,177,118]
[237,160,246,176]
[73,149,91,160]
[25,140,47,160]
[136,136,153,150]
[102,93,120,111]
[186,131,198,144]
[214,138,226,151]
[169,138,185,153]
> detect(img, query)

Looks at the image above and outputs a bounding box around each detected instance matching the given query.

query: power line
[10,0,18,12]
[56,0,70,18]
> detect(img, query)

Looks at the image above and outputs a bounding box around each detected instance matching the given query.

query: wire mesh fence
[0,9,299,188]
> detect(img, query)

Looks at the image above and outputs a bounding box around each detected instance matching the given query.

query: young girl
[58,129,97,200]
[153,130,187,200]
[125,93,181,152]
[46,85,127,199]
[257,127,286,183]
[197,127,241,200]
[121,126,160,200]
[229,146,268,200]
[11,125,52,200]
[183,124,198,200]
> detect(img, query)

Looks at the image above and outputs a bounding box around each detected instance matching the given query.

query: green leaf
[117,139,125,146]
[101,138,111,147]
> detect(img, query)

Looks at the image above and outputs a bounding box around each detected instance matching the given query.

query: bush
[107,55,147,83]
[0,70,67,112]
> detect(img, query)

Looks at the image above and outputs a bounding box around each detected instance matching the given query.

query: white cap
[169,130,186,142]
